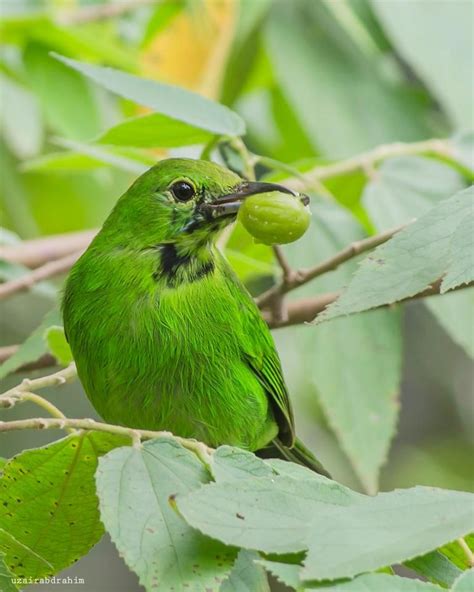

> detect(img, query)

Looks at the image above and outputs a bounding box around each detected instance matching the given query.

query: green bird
[63,158,328,475]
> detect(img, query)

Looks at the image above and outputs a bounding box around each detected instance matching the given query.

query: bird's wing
[224,264,295,447]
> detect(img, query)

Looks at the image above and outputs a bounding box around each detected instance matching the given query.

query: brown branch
[265,279,473,329]
[0,346,57,373]
[0,230,96,269]
[0,251,83,301]
[257,223,408,310]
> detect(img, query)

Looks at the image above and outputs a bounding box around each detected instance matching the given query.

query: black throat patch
[154,243,215,287]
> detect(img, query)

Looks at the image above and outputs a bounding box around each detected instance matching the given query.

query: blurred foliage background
[0,0,473,589]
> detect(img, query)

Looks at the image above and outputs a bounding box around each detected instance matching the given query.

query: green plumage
[63,158,328,475]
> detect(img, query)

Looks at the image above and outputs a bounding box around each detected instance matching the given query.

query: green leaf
[362,156,466,230]
[279,199,402,492]
[51,138,150,175]
[98,112,213,148]
[178,477,474,582]
[441,213,474,293]
[360,156,473,358]
[53,54,245,137]
[439,535,474,571]
[221,550,270,592]
[405,551,462,588]
[265,1,434,158]
[0,308,60,379]
[211,446,274,483]
[44,325,73,366]
[0,75,43,159]
[225,221,275,281]
[452,569,474,592]
[302,487,474,581]
[24,44,102,141]
[22,144,156,173]
[0,459,7,472]
[0,555,18,592]
[177,476,363,554]
[426,290,474,359]
[0,432,126,579]
[371,1,473,128]
[312,573,444,591]
[257,560,302,591]
[317,187,473,323]
[95,438,236,592]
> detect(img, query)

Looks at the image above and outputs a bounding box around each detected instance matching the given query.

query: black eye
[170,181,196,202]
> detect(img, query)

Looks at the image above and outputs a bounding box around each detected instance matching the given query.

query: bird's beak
[200,181,308,218]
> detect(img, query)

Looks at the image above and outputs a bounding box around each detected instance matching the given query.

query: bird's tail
[259,437,331,478]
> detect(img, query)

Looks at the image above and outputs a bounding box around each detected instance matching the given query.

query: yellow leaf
[141,0,237,99]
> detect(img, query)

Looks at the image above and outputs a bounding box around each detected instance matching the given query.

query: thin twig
[0,417,213,464]
[57,0,158,25]
[0,364,77,401]
[0,230,96,269]
[0,251,83,301]
[285,138,458,192]
[257,223,408,310]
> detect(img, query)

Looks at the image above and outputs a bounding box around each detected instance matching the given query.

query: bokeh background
[1,0,473,590]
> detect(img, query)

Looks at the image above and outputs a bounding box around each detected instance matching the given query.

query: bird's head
[102,158,296,248]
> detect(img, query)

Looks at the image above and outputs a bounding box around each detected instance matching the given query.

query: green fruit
[238,191,311,245]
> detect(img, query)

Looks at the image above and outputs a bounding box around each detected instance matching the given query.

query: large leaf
[53,54,245,137]
[265,1,433,158]
[0,432,126,579]
[0,75,43,159]
[210,446,274,483]
[361,156,473,358]
[405,550,462,588]
[0,307,60,379]
[221,550,270,592]
[98,112,213,148]
[277,199,402,493]
[372,1,473,128]
[425,290,474,359]
[317,187,474,323]
[178,476,362,554]
[362,156,466,230]
[178,477,474,581]
[312,573,444,591]
[21,146,156,173]
[0,554,17,592]
[95,438,236,592]
[452,570,474,592]
[24,44,102,141]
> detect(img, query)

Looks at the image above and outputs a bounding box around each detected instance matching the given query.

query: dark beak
[200,181,308,217]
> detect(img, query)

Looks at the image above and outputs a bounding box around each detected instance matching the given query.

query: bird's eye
[170,181,196,202]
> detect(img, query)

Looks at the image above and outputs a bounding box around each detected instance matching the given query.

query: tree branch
[0,251,83,301]
[257,223,408,310]
[264,279,474,329]
[57,0,158,26]
[0,230,96,269]
[0,346,58,373]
